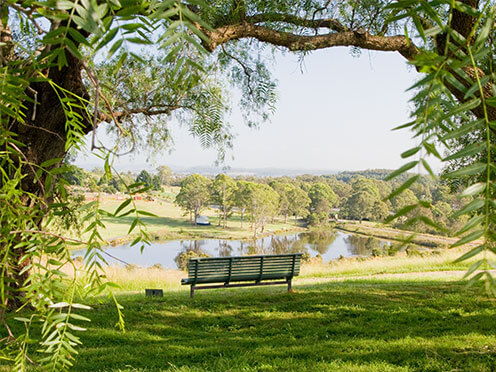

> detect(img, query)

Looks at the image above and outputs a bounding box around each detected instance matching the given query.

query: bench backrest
[186,253,302,284]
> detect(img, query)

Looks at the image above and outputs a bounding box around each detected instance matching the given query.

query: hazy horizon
[75,47,443,174]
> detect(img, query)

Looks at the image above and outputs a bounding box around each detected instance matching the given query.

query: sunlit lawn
[2,257,496,371]
[91,196,300,242]
[71,278,496,371]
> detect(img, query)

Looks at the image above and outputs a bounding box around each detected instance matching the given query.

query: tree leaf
[459,183,486,198]
[451,230,484,248]
[386,175,419,201]
[443,143,485,162]
[114,198,132,216]
[443,163,487,178]
[452,198,485,218]
[456,215,485,236]
[385,161,418,181]
[401,146,421,158]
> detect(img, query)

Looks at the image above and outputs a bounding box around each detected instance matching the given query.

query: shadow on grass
[67,279,496,371]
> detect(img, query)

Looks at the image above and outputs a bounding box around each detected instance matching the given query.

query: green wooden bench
[181,253,302,297]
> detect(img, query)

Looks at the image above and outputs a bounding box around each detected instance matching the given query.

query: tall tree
[308,182,338,215]
[175,174,212,224]
[287,185,311,224]
[233,180,252,228]
[156,166,173,186]
[342,177,383,223]
[211,174,236,228]
[246,183,279,238]
[270,181,292,223]
[136,170,153,188]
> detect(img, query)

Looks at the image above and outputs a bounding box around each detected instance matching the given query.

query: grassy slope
[3,254,496,371]
[91,196,301,243]
[68,279,496,371]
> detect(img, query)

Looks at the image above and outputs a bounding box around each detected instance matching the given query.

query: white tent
[195,215,210,225]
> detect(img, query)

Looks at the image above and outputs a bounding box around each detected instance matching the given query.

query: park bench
[181,253,302,297]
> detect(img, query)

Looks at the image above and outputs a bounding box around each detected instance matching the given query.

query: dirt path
[335,221,481,248]
[295,270,494,285]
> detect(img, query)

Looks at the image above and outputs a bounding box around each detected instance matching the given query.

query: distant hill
[172,166,339,177]
[334,169,396,182]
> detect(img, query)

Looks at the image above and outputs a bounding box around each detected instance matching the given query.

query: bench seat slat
[191,262,301,270]
[187,259,297,268]
[185,273,297,284]
[191,268,299,276]
[190,264,301,274]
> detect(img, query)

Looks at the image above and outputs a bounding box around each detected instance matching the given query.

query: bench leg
[190,286,195,298]
[287,278,292,292]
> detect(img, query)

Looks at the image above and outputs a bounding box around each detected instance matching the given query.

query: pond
[72,230,392,270]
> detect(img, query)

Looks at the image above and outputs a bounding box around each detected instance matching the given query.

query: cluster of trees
[175,170,469,237]
[175,173,312,236]
[64,165,174,193]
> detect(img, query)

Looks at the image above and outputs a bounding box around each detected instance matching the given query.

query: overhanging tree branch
[204,22,420,60]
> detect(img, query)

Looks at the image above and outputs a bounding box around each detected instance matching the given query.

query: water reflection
[344,235,390,256]
[72,230,392,269]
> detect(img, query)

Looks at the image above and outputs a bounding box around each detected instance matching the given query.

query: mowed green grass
[69,279,496,372]
[93,196,299,242]
[2,263,496,371]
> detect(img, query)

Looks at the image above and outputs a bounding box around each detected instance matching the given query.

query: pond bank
[107,225,307,247]
[335,221,475,248]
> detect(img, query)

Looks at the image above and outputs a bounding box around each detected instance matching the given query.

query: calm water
[72,231,391,269]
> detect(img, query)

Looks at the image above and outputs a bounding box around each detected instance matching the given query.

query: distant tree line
[63,165,174,193]
[64,165,469,237]
[175,171,470,237]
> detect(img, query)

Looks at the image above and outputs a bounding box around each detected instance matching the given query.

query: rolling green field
[74,279,495,372]
[90,195,302,244]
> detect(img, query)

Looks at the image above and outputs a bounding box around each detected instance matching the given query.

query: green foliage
[156,165,172,186]
[0,0,218,369]
[135,170,152,188]
[175,174,211,223]
[386,0,496,292]
[341,177,388,222]
[174,250,211,271]
[270,181,310,223]
[62,165,88,186]
[245,183,279,237]
[211,174,236,227]
[308,182,337,219]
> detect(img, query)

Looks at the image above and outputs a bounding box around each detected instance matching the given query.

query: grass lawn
[3,263,496,371]
[62,278,496,371]
[91,196,300,243]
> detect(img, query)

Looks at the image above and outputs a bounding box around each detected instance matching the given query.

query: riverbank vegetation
[76,246,479,293]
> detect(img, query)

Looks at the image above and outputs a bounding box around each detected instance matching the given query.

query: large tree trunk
[3,47,91,311]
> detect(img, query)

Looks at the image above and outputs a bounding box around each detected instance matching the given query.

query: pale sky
[75,47,442,173]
